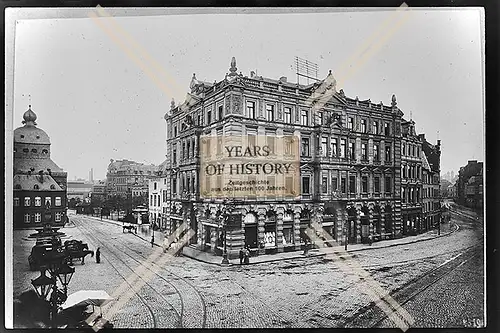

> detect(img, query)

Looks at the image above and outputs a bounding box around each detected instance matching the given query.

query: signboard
[200,135,300,199]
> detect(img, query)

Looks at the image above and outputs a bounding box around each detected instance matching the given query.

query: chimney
[437,140,441,147]
[279,76,287,83]
[250,71,256,78]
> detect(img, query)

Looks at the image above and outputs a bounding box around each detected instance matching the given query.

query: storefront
[244,212,258,249]
[282,210,295,251]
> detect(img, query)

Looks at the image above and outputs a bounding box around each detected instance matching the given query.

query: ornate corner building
[13,106,68,229]
[158,57,442,258]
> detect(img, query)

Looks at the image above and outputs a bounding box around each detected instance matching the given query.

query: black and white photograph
[5,6,486,330]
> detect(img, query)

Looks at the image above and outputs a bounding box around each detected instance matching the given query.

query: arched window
[42,149,48,154]
[23,148,29,153]
[34,184,39,190]
[50,184,56,189]
[14,184,22,190]
[31,149,37,153]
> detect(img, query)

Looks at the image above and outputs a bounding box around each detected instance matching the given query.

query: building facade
[105,159,158,198]
[160,57,441,258]
[421,136,442,225]
[13,106,68,229]
[456,160,483,209]
[67,181,93,202]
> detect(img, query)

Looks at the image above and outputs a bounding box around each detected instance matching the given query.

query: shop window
[264,211,277,248]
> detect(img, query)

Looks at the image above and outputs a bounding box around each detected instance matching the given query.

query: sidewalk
[80,214,458,267]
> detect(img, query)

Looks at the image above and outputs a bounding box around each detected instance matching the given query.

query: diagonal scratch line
[88,10,183,100]
[306,3,411,110]
[93,6,185,98]
[85,222,194,330]
[306,222,414,331]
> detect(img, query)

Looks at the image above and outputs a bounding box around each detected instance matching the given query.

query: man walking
[96,247,101,263]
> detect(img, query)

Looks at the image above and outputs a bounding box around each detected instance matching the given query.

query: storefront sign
[200,135,300,198]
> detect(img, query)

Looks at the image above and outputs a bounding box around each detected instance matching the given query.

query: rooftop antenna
[294,56,319,85]
[437,130,440,141]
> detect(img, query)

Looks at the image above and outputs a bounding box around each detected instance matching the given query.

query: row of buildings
[454,160,483,210]
[146,57,443,258]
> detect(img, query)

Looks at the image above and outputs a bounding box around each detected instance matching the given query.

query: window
[321,137,328,157]
[154,182,157,190]
[24,214,31,223]
[361,143,367,160]
[348,117,354,130]
[340,139,346,158]
[374,176,380,193]
[384,123,391,136]
[361,119,367,133]
[247,132,256,147]
[218,105,223,120]
[302,176,310,194]
[318,112,323,125]
[14,198,20,206]
[331,138,338,157]
[55,212,62,222]
[266,105,275,121]
[385,145,391,162]
[247,101,256,119]
[187,141,191,158]
[402,143,406,156]
[362,176,368,193]
[182,142,186,160]
[35,197,41,206]
[150,195,153,205]
[172,179,177,194]
[35,213,41,223]
[24,197,31,207]
[207,110,212,124]
[172,149,177,165]
[417,147,420,157]
[332,177,338,192]
[23,148,29,153]
[349,176,356,194]
[321,177,328,193]
[341,177,347,193]
[374,143,379,161]
[301,138,310,156]
[349,142,355,159]
[197,115,201,126]
[31,149,37,153]
[267,135,275,154]
[34,184,39,190]
[301,110,309,126]
[55,197,61,206]
[174,126,178,137]
[373,121,379,134]
[385,176,391,193]
[284,107,291,123]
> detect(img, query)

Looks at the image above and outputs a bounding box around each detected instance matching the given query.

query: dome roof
[13,106,51,145]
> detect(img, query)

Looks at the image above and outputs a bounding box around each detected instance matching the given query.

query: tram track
[71,217,161,328]
[73,217,180,328]
[342,243,482,328]
[73,216,207,328]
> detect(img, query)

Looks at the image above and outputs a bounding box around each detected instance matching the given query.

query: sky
[9,8,484,181]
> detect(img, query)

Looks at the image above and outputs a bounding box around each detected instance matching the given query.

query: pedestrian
[96,247,101,263]
[303,238,309,255]
[239,247,245,265]
[244,246,250,265]
[368,235,373,246]
[151,235,155,248]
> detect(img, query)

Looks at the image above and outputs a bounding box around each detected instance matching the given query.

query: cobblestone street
[12,202,484,329]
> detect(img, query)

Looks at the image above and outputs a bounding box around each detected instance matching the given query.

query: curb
[348,222,459,253]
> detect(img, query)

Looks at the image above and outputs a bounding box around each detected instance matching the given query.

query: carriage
[63,240,94,265]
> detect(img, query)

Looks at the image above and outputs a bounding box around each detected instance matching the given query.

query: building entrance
[244,213,258,249]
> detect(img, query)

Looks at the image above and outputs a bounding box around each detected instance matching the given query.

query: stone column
[369,206,374,237]
[356,205,362,244]
[276,207,284,253]
[380,205,386,239]
[294,209,301,251]
[258,208,266,255]
[336,208,344,244]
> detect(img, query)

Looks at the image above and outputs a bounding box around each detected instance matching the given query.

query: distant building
[421,136,442,226]
[67,181,94,202]
[13,106,68,229]
[105,159,158,198]
[91,180,107,202]
[456,160,483,209]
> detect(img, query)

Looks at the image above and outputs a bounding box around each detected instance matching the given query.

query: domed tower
[13,106,68,229]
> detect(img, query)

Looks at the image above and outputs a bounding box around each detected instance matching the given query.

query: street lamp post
[31,261,75,328]
[220,199,235,265]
